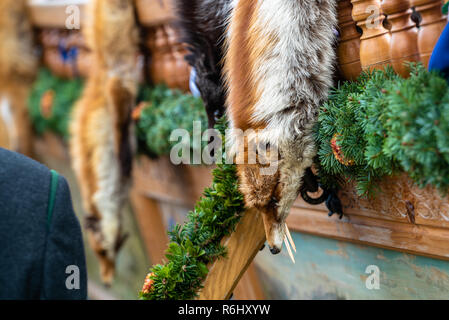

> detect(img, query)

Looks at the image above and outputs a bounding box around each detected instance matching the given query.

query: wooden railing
[28,0,191,90]
[131,154,449,299]
[338,0,446,79]
[29,0,447,82]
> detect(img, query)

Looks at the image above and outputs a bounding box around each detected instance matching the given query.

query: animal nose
[269,246,281,255]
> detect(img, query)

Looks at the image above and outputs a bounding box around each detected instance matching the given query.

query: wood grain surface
[198,208,266,300]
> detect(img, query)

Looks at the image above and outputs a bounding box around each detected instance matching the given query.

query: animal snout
[261,212,285,256]
[269,245,281,255]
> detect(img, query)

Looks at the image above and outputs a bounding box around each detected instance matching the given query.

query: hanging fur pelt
[225,0,337,253]
[174,0,232,127]
[70,0,140,285]
[0,0,37,156]
[174,0,342,219]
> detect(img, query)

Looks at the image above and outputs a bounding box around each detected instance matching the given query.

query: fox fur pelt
[174,0,232,127]
[70,0,140,285]
[0,0,37,156]
[225,0,337,253]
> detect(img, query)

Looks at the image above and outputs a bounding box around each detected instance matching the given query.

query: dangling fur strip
[174,0,232,127]
[224,0,337,252]
[0,0,37,155]
[70,0,140,285]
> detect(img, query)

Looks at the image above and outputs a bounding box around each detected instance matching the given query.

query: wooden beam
[287,206,449,261]
[130,188,169,265]
[135,0,176,27]
[28,0,89,28]
[34,132,69,161]
[133,155,212,207]
[198,208,266,300]
[133,156,266,299]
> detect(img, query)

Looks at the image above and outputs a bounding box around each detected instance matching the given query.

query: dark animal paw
[325,191,344,219]
[298,167,344,219]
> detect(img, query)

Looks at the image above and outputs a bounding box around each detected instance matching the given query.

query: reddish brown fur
[225,0,284,250]
[71,68,106,218]
[70,0,139,284]
[225,0,261,131]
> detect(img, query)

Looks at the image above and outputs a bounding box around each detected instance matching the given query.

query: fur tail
[69,0,139,285]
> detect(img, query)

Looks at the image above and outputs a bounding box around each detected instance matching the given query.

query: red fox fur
[70,0,140,285]
[225,0,337,253]
[0,0,37,156]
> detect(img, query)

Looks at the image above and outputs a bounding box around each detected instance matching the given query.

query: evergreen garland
[28,68,84,140]
[27,70,208,156]
[316,63,449,196]
[135,84,208,158]
[140,117,245,300]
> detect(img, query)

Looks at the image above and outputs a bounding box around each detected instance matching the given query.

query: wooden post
[352,0,392,71]
[381,0,420,76]
[28,0,88,28]
[130,189,169,265]
[132,156,266,299]
[198,208,266,300]
[410,0,447,67]
[338,0,362,80]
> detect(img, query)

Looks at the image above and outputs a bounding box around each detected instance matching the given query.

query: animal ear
[115,232,129,252]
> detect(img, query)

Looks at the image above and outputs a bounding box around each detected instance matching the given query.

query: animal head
[85,215,128,285]
[236,146,286,254]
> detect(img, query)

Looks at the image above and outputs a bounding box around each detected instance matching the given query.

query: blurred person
[0,147,87,299]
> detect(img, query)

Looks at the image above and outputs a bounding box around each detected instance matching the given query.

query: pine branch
[316,63,449,196]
